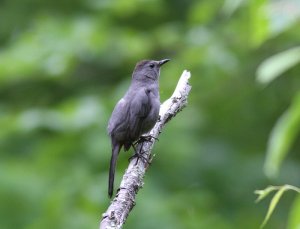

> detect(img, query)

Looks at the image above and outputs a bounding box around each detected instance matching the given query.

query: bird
[107,59,170,198]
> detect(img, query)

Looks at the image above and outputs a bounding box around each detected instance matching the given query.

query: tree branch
[100,70,192,229]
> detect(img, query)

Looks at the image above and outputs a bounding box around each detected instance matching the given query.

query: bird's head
[132,59,170,82]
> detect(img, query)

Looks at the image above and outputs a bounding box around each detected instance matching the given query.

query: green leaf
[256,46,300,85]
[249,0,269,47]
[264,91,300,178]
[257,185,300,228]
[254,186,278,203]
[288,195,300,229]
[261,186,286,228]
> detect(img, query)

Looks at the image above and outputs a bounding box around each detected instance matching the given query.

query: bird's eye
[149,63,155,68]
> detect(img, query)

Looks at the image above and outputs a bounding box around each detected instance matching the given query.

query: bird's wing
[128,88,151,140]
[107,98,130,136]
[107,89,151,144]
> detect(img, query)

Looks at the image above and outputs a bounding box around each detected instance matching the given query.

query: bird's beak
[158,59,170,66]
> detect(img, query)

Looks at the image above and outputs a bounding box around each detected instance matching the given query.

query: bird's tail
[108,143,121,198]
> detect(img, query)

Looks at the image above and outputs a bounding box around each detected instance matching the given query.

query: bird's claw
[134,135,159,146]
[129,151,151,166]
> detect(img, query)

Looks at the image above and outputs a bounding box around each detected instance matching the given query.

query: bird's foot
[134,135,158,146]
[129,151,151,166]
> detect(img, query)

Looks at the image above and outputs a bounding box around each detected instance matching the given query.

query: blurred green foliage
[1,0,300,228]
[255,185,300,228]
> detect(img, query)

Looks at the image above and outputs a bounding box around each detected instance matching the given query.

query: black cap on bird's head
[133,59,170,81]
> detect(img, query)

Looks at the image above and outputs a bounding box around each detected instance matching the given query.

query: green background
[1,0,300,228]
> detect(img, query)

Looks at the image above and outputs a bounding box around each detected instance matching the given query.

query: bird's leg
[133,135,159,147]
[128,143,151,166]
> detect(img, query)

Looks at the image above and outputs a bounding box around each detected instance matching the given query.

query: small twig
[100,70,192,229]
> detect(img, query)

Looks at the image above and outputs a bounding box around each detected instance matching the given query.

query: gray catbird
[107,59,170,198]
